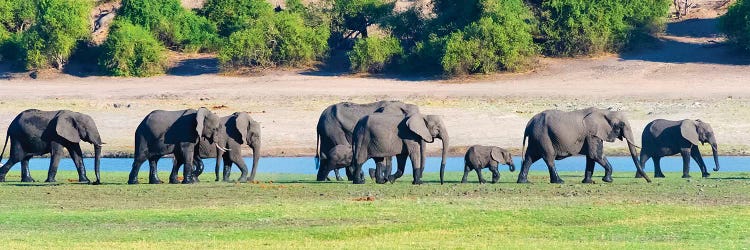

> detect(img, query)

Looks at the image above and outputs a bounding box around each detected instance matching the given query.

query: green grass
[1,170,750,249]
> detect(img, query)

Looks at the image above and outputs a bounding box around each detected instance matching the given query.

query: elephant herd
[0,101,721,185]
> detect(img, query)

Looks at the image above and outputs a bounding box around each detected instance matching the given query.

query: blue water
[6,156,742,175]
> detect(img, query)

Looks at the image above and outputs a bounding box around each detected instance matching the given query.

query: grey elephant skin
[315,101,419,181]
[0,109,103,184]
[463,145,515,184]
[128,108,224,184]
[192,112,261,182]
[321,144,353,181]
[351,113,449,185]
[517,108,651,184]
[637,119,719,178]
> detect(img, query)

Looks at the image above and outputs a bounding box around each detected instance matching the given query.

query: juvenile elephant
[351,113,449,185]
[637,119,719,178]
[517,108,651,184]
[128,108,225,184]
[0,109,103,184]
[315,101,419,181]
[191,112,261,182]
[462,145,515,184]
[320,144,352,181]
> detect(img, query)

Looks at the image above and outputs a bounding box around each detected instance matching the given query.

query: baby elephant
[463,145,515,183]
[323,144,353,181]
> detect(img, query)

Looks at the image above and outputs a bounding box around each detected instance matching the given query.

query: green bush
[538,0,669,56]
[201,0,274,37]
[8,0,92,70]
[119,0,218,52]
[348,36,402,73]
[98,20,167,77]
[218,12,329,69]
[720,0,750,52]
[331,0,394,45]
[0,0,36,33]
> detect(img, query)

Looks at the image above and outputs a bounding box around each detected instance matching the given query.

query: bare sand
[1,1,749,157]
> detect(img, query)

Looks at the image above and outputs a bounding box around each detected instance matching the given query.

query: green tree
[119,0,218,52]
[332,0,394,40]
[201,0,274,36]
[720,0,750,52]
[348,35,402,73]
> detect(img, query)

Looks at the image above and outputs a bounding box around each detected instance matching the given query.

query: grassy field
[1,170,749,249]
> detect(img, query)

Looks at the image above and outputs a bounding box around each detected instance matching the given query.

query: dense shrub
[348,36,402,73]
[0,1,36,34]
[331,0,394,44]
[201,0,274,36]
[538,0,669,56]
[5,0,92,70]
[119,0,218,52]
[720,0,750,52]
[218,12,329,69]
[98,20,167,77]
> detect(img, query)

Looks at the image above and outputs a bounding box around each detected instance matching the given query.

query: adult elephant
[517,108,651,184]
[0,109,103,184]
[191,112,261,182]
[127,108,225,184]
[315,101,419,181]
[636,119,719,178]
[350,113,449,185]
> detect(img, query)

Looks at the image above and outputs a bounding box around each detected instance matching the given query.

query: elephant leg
[148,156,163,184]
[408,150,423,185]
[543,155,563,184]
[169,157,182,184]
[636,153,650,178]
[582,157,595,183]
[373,157,387,184]
[68,144,90,183]
[690,146,710,178]
[490,164,500,183]
[20,156,34,182]
[128,154,148,184]
[461,164,470,183]
[517,154,540,183]
[654,157,665,178]
[222,154,233,182]
[384,157,393,180]
[192,158,204,183]
[593,156,614,183]
[45,142,64,183]
[0,156,20,182]
[680,149,691,178]
[475,167,486,184]
[317,158,332,182]
[334,168,343,181]
[180,144,196,184]
[230,152,248,182]
[388,154,408,183]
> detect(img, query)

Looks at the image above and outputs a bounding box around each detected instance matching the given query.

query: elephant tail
[520,134,528,161]
[315,133,320,170]
[0,133,8,164]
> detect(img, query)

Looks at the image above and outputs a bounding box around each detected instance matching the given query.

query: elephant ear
[234,112,250,144]
[55,111,81,143]
[490,147,504,163]
[195,108,209,138]
[584,110,614,142]
[680,120,701,146]
[406,114,433,143]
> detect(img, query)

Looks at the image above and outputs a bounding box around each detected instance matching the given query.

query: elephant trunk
[711,143,720,171]
[250,142,260,182]
[627,140,651,183]
[93,144,102,185]
[439,133,449,185]
[214,145,222,182]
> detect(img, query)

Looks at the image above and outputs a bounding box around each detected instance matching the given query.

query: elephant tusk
[215,143,230,152]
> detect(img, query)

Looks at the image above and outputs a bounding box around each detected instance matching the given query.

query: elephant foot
[169,178,180,184]
[550,179,564,184]
[0,176,5,182]
[368,168,376,180]
[655,173,666,178]
[702,173,711,178]
[127,179,139,185]
[491,180,499,184]
[336,177,344,181]
[79,178,91,183]
[45,178,57,183]
[387,175,397,184]
[21,177,35,182]
[91,180,101,185]
[149,179,163,184]
[461,179,467,183]
[582,178,593,184]
[634,173,643,178]
[181,178,195,184]
[479,179,487,184]
[602,176,613,183]
[412,180,423,185]
[237,177,248,182]
[353,179,365,184]
[682,174,691,178]
[517,178,530,184]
